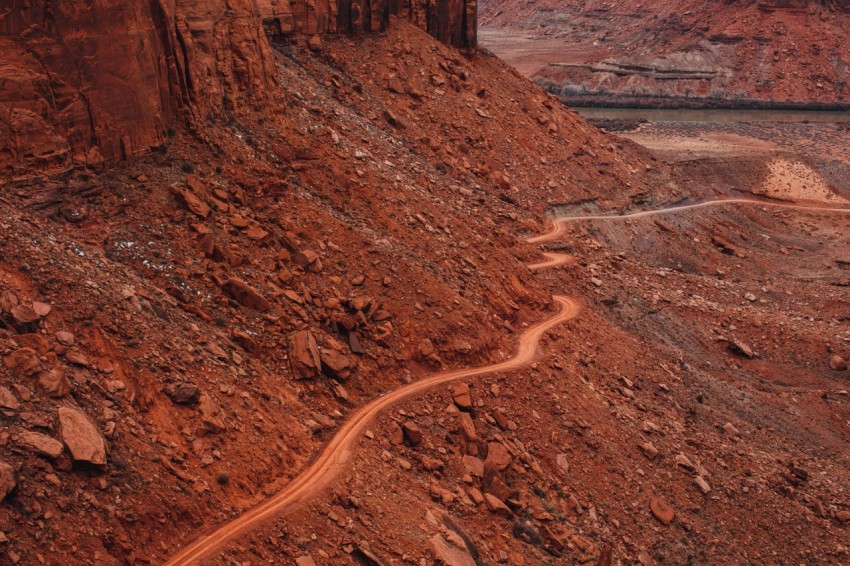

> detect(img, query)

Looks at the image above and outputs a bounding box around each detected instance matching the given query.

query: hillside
[2,2,850,566]
[480,0,850,106]
[0,9,663,564]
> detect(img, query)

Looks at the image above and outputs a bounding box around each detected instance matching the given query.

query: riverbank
[542,87,850,113]
[572,107,850,127]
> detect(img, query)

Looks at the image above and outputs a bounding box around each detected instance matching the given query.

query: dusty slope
[201,123,850,565]
[479,0,850,105]
[0,18,666,564]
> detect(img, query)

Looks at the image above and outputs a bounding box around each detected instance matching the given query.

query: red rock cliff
[258,0,476,50]
[0,0,276,172]
[0,0,476,174]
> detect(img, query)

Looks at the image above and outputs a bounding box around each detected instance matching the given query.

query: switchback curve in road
[528,252,574,271]
[165,295,583,565]
[528,198,850,244]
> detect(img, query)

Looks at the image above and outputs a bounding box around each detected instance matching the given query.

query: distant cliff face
[0,0,476,174]
[258,0,476,51]
[480,0,850,105]
[0,0,277,173]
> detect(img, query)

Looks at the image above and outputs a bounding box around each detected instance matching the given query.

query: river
[573,107,850,123]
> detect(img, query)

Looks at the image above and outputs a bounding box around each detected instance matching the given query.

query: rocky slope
[2,2,850,566]
[480,0,850,105]
[0,11,671,564]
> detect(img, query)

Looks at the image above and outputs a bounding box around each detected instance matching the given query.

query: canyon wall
[0,0,476,175]
[259,0,476,49]
[480,0,850,106]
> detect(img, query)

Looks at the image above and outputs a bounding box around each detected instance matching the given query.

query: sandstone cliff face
[0,0,276,173]
[258,0,476,49]
[1,0,476,175]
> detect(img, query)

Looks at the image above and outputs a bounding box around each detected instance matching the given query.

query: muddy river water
[574,107,850,123]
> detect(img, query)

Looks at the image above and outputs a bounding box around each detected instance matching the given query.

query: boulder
[175,186,211,218]
[11,305,40,325]
[3,348,42,379]
[0,387,20,410]
[59,407,107,466]
[421,456,445,471]
[221,278,271,311]
[18,431,64,458]
[650,496,675,525]
[722,422,740,436]
[457,412,477,442]
[450,382,472,410]
[484,442,512,473]
[830,355,848,371]
[307,34,322,52]
[55,331,75,346]
[199,394,227,433]
[428,534,476,566]
[0,460,16,501]
[320,350,353,380]
[38,367,73,398]
[231,331,263,355]
[419,338,436,358]
[167,382,201,404]
[483,493,512,516]
[292,250,321,271]
[485,476,515,502]
[728,338,755,359]
[555,453,570,474]
[402,421,423,446]
[65,350,91,367]
[15,333,50,354]
[462,455,484,478]
[289,330,321,379]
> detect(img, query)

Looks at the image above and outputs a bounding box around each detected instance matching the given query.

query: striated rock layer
[0,0,476,174]
[258,0,476,48]
[480,0,850,105]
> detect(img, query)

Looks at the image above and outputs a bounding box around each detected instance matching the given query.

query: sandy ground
[757,159,849,204]
[620,131,780,157]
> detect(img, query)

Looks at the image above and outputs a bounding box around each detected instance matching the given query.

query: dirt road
[528,252,575,271]
[529,198,850,244]
[165,294,583,564]
[165,196,850,564]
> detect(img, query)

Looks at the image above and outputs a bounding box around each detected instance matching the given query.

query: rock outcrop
[258,0,476,48]
[0,0,276,172]
[0,0,476,175]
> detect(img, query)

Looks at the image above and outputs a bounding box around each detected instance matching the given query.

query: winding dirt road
[529,197,850,244]
[528,251,575,271]
[165,294,583,565]
[166,196,850,564]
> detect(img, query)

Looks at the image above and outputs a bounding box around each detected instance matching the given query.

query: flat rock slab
[59,407,106,466]
[19,431,64,459]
